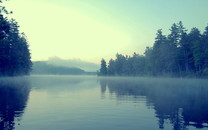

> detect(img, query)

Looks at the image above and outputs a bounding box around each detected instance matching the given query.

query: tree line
[99,21,208,77]
[0,1,32,76]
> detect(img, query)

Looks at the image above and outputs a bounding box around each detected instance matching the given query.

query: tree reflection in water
[99,77,208,130]
[0,77,30,130]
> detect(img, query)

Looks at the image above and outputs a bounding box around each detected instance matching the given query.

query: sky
[3,0,208,63]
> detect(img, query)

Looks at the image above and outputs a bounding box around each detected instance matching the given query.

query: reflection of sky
[15,76,158,130]
[8,76,208,130]
[103,77,208,130]
[3,0,208,63]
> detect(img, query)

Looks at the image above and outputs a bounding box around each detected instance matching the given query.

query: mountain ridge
[46,57,99,72]
[32,61,96,75]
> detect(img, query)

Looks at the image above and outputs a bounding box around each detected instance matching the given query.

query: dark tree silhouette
[98,58,107,76]
[107,59,116,76]
[99,22,208,77]
[0,1,32,76]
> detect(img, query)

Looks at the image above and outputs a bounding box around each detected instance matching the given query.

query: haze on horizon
[3,0,208,64]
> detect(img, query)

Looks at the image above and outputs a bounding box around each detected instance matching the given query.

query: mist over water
[99,77,208,129]
[0,75,208,130]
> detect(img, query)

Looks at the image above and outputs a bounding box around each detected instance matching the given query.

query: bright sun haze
[3,0,208,63]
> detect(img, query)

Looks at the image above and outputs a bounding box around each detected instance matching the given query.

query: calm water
[0,75,208,130]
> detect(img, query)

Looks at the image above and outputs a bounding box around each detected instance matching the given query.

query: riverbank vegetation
[0,0,32,76]
[99,22,208,77]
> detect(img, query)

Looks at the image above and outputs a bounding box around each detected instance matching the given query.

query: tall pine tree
[99,59,107,76]
[0,1,32,76]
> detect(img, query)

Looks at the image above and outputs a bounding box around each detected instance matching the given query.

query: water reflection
[99,77,208,130]
[0,77,30,130]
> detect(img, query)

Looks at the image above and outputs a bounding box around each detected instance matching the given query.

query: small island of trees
[99,22,208,78]
[0,1,32,76]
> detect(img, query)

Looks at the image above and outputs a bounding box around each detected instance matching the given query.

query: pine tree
[114,53,126,75]
[177,22,190,74]
[107,59,115,76]
[0,3,32,76]
[99,59,107,76]
[144,47,153,75]
[167,23,180,75]
[152,29,169,76]
[99,21,208,77]
[189,28,202,74]
[202,25,208,75]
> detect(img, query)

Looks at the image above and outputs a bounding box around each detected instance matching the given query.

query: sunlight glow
[5,0,132,62]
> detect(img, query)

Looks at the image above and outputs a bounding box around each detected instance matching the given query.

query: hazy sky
[3,0,208,63]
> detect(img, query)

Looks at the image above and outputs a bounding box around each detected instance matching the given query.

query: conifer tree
[0,1,32,76]
[99,59,107,76]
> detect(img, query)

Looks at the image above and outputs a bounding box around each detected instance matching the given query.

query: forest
[0,1,32,76]
[99,22,208,77]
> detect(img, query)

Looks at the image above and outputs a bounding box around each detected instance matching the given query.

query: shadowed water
[0,77,30,130]
[0,75,208,130]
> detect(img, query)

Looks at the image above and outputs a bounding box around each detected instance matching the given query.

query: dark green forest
[0,1,32,76]
[99,22,208,77]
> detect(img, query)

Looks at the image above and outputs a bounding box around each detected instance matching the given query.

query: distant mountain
[32,61,96,75]
[46,57,99,72]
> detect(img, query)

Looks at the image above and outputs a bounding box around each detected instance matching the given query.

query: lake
[0,75,208,130]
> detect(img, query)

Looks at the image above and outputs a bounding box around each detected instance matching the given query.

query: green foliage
[99,22,208,77]
[0,5,32,76]
[107,59,116,76]
[98,59,107,76]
